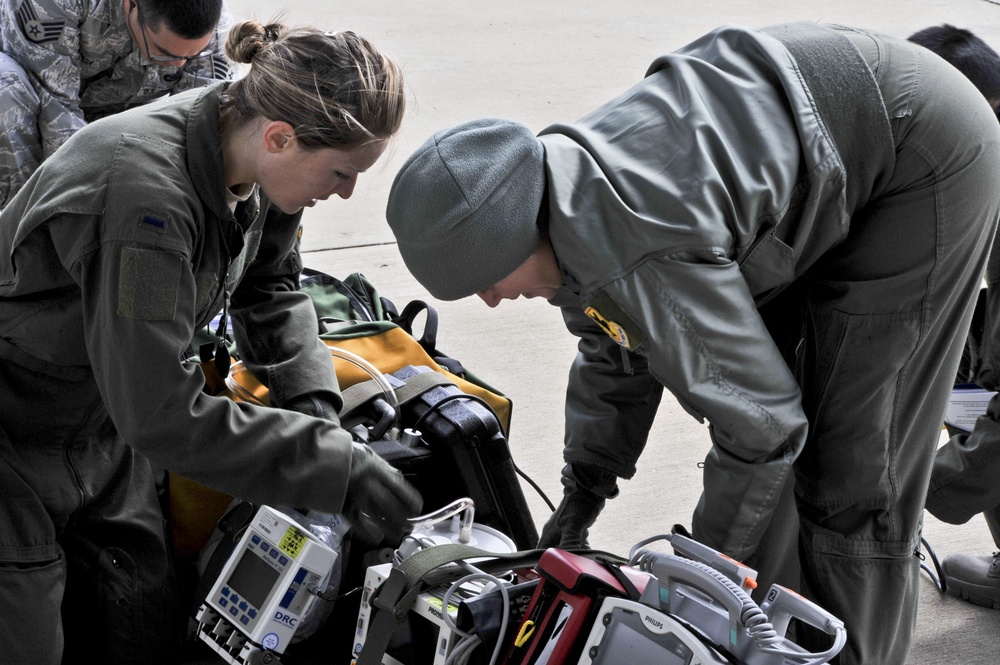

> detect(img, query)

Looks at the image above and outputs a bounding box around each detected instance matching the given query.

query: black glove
[343,442,423,545]
[537,463,619,549]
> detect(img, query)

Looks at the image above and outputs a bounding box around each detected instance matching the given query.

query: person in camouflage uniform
[0,0,234,208]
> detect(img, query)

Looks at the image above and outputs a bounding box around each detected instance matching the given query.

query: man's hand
[343,442,423,545]
[537,463,619,549]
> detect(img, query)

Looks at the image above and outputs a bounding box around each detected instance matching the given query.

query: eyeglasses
[129,1,218,64]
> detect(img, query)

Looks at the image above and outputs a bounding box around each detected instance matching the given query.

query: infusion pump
[195,505,339,664]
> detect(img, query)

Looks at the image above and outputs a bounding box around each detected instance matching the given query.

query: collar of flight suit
[184,82,236,224]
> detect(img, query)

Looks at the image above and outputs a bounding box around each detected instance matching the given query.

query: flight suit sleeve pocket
[117,247,181,321]
[738,233,794,296]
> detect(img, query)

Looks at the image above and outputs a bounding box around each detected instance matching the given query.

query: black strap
[190,500,256,614]
[396,302,471,378]
[396,300,439,353]
[600,556,643,602]
[213,286,231,379]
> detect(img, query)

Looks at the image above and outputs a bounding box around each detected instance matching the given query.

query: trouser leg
[0,423,66,665]
[0,52,43,209]
[60,424,181,665]
[0,347,80,665]
[790,32,1000,665]
[0,342,179,663]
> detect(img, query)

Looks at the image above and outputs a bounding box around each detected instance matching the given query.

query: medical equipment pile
[193,495,846,665]
[350,517,847,665]
[187,270,845,665]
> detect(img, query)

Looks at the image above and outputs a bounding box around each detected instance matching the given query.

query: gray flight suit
[0,0,234,208]
[541,23,1000,664]
[0,84,357,663]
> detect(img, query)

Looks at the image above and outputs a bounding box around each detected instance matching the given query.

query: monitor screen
[227,547,280,610]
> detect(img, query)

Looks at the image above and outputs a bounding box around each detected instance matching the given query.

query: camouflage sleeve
[2,0,88,157]
[172,1,236,91]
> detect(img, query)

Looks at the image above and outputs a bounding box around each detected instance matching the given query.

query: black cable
[318,584,363,602]
[515,464,556,512]
[918,536,947,593]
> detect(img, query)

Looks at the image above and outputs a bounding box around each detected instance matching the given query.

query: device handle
[760,584,845,638]
[638,552,748,649]
[667,532,759,591]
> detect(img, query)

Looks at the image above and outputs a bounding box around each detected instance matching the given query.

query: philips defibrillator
[585,530,848,665]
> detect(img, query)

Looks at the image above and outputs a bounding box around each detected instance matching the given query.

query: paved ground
[192,0,1000,662]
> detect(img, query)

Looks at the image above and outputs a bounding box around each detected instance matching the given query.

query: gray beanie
[386,118,546,301]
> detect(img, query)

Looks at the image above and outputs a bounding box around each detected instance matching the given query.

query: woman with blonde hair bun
[0,19,419,664]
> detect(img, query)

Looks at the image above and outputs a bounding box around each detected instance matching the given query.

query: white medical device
[352,498,518,665]
[195,505,339,664]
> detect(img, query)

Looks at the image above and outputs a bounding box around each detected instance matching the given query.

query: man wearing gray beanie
[386,22,1000,665]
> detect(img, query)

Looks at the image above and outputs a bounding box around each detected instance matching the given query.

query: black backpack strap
[396,300,439,353]
[433,353,468,378]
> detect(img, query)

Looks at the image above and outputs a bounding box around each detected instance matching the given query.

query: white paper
[944,386,997,432]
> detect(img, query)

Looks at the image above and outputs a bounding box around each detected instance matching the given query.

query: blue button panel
[215,537,291,632]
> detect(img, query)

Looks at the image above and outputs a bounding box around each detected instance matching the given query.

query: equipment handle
[668,531,758,591]
[639,552,747,648]
[760,584,845,638]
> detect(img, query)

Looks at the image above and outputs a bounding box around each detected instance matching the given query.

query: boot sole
[945,578,1000,610]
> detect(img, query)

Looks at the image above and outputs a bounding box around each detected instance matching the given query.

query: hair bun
[225,21,287,64]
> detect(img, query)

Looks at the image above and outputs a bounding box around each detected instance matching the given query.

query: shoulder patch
[582,290,646,350]
[139,209,169,234]
[209,54,231,80]
[16,0,66,45]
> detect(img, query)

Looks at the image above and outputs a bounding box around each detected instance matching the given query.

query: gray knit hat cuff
[386,118,546,301]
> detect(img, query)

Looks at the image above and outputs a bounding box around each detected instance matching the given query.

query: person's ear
[261,121,297,154]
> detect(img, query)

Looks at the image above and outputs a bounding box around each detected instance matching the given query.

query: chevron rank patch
[209,53,231,79]
[16,0,66,44]
[583,290,645,351]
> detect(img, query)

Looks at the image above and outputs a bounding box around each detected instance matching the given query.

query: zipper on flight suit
[212,194,260,378]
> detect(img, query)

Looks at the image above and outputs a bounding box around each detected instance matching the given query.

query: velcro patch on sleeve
[583,289,646,351]
[118,247,181,320]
